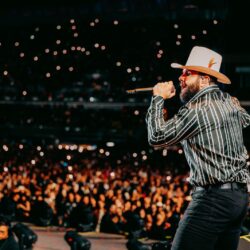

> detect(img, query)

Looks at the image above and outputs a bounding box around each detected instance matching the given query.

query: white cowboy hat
[171,46,231,84]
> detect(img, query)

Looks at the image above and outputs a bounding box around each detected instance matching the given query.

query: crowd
[0,143,249,241]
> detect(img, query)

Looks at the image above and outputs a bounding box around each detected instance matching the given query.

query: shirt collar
[184,85,220,107]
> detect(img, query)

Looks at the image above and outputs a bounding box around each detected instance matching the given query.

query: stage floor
[30,225,156,250]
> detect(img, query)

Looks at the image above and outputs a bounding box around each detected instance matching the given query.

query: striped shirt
[146,85,250,186]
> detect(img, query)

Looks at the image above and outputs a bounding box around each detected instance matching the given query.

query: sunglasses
[181,69,199,78]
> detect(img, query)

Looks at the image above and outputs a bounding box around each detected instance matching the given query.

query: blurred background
[0,0,250,249]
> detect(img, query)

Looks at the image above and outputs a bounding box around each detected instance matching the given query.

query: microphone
[126,87,153,94]
[126,81,178,94]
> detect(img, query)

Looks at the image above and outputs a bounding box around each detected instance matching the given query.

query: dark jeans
[171,186,249,250]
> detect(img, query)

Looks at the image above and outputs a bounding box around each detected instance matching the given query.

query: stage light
[12,223,38,250]
[126,238,151,250]
[151,241,171,250]
[64,230,91,250]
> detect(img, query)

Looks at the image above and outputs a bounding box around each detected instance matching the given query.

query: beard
[180,82,200,104]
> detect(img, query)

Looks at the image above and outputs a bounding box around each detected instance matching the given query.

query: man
[0,219,19,250]
[146,46,250,250]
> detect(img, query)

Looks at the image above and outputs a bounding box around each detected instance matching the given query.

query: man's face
[0,225,8,240]
[179,69,201,103]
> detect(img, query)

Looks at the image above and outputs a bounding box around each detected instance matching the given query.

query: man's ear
[199,76,210,89]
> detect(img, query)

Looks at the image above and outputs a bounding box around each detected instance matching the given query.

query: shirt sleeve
[146,95,200,148]
[231,97,250,128]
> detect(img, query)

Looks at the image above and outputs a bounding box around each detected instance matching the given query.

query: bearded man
[146,46,250,250]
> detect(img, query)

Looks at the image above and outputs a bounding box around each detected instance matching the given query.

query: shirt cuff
[151,95,164,108]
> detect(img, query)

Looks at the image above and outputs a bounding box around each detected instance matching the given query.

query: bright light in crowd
[65,145,69,150]
[110,172,115,178]
[14,42,20,47]
[62,49,67,54]
[113,20,119,25]
[99,148,104,154]
[95,18,99,23]
[156,41,161,46]
[142,155,147,161]
[56,40,61,44]
[116,61,121,66]
[56,25,61,30]
[127,68,132,73]
[73,33,78,37]
[22,90,27,96]
[20,52,25,57]
[33,56,38,61]
[37,146,41,151]
[45,48,50,53]
[39,152,44,157]
[66,155,71,160]
[46,73,51,78]
[56,65,61,70]
[178,149,183,154]
[86,51,90,55]
[106,142,115,147]
[191,35,196,40]
[90,22,95,27]
[134,161,139,166]
[58,144,63,150]
[81,48,85,52]
[202,30,207,35]
[176,41,181,46]
[3,145,8,151]
[213,19,218,25]
[70,19,75,24]
[174,24,179,29]
[134,110,139,115]
[163,149,168,156]
[132,153,137,158]
[94,43,99,48]
[19,144,24,149]
[3,71,8,76]
[247,161,250,166]
[105,151,110,156]
[35,27,39,32]
[101,45,106,50]
[4,167,8,172]
[135,66,140,71]
[141,150,146,155]
[30,35,35,40]
[177,34,182,39]
[68,174,73,180]
[166,176,171,181]
[31,160,36,165]
[53,51,58,56]
[71,25,76,30]
[68,67,74,72]
[68,166,73,171]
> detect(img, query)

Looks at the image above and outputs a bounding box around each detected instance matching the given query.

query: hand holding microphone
[153,81,176,100]
[126,81,176,100]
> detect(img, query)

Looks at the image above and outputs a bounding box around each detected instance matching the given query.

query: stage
[29,225,156,250]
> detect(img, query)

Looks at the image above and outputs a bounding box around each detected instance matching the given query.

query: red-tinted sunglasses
[181,69,199,78]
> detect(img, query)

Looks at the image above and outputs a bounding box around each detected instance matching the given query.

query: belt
[192,182,247,193]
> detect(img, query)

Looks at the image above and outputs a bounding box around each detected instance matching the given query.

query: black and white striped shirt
[146,85,250,186]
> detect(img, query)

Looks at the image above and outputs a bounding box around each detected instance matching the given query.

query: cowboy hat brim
[171,63,231,84]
